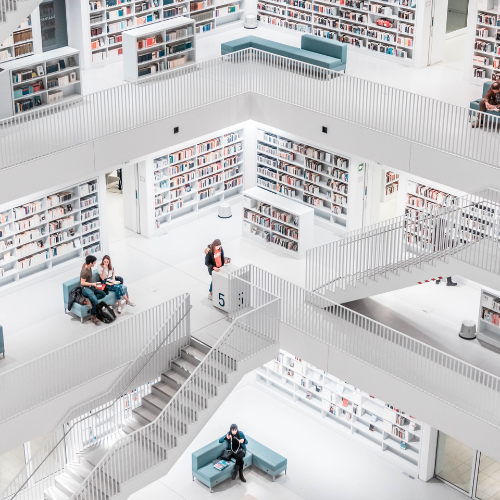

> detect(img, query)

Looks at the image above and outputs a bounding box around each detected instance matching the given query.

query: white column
[419,424,438,481]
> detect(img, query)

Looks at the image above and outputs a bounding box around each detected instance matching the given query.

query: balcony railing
[229,265,500,430]
[306,188,500,295]
[1,49,500,169]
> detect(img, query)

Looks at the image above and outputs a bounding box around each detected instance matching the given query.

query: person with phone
[205,239,230,300]
[219,424,248,482]
[80,255,106,325]
[97,255,135,314]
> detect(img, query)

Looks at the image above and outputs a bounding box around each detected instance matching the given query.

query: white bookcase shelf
[471,2,500,81]
[242,186,314,258]
[152,128,244,233]
[478,289,500,348]
[0,47,81,119]
[257,0,417,65]
[381,169,399,202]
[0,178,102,290]
[0,16,34,63]
[256,128,350,232]
[256,349,423,475]
[122,17,195,81]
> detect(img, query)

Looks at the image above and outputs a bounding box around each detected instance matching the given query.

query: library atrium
[0,0,500,498]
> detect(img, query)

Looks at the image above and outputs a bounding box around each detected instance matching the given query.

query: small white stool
[218,203,232,219]
[244,14,258,29]
[459,320,477,340]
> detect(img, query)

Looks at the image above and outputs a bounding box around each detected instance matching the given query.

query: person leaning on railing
[472,82,500,128]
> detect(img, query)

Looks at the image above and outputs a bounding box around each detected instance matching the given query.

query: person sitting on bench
[472,82,500,128]
[80,255,106,325]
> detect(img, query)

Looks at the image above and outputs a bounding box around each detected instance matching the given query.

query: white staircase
[307,189,500,303]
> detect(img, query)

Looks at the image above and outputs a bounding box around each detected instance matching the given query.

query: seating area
[63,270,127,322]
[470,81,500,117]
[192,436,287,492]
[221,34,347,72]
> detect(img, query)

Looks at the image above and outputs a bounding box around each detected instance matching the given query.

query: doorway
[428,0,468,71]
[105,163,140,243]
[435,431,500,498]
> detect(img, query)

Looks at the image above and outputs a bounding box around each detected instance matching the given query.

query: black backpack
[96,302,116,324]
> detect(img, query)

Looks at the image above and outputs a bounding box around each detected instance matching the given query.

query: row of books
[84,243,100,257]
[17,250,49,270]
[196,21,215,33]
[137,11,160,24]
[303,194,323,208]
[224,176,243,190]
[271,233,298,251]
[257,176,277,191]
[215,5,240,16]
[81,231,100,246]
[413,184,455,204]
[48,216,75,232]
[198,162,222,178]
[13,201,42,219]
[197,137,221,154]
[279,173,301,187]
[81,195,98,208]
[271,222,298,240]
[244,209,270,227]
[138,60,165,76]
[198,150,223,165]
[49,229,77,245]
[166,26,193,41]
[257,166,276,180]
[15,227,44,245]
[15,213,45,232]
[263,133,292,149]
[385,183,398,195]
[198,173,223,189]
[278,183,297,197]
[257,13,312,32]
[52,240,80,256]
[199,187,215,200]
[191,0,213,11]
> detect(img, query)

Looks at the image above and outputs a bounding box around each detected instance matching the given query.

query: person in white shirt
[97,255,135,314]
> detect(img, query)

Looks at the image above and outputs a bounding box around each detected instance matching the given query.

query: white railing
[1,293,192,500]
[1,49,500,169]
[66,296,279,500]
[0,295,189,424]
[0,0,19,23]
[306,188,500,294]
[229,265,500,430]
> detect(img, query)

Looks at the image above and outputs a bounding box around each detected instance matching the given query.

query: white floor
[128,381,465,500]
[82,26,479,108]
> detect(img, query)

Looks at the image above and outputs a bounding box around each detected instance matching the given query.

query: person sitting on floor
[80,255,106,325]
[472,82,500,128]
[97,255,135,314]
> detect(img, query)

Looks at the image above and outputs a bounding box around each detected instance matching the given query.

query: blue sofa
[63,270,127,322]
[0,325,4,358]
[470,81,500,118]
[192,436,287,492]
[221,34,347,72]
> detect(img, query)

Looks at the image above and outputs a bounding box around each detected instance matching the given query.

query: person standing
[97,255,135,314]
[205,239,228,300]
[472,82,500,128]
[219,424,248,482]
[80,255,106,325]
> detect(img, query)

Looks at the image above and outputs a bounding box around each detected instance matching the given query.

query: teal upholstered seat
[192,436,286,492]
[469,81,500,117]
[221,35,347,71]
[63,269,127,321]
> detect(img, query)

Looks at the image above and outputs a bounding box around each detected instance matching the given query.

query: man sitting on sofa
[81,255,106,325]
[472,82,500,128]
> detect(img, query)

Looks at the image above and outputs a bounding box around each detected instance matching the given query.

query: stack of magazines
[213,460,229,470]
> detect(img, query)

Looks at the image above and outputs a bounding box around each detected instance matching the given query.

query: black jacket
[205,247,224,275]
[68,286,88,311]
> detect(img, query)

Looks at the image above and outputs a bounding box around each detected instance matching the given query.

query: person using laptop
[80,255,106,325]
[97,255,135,314]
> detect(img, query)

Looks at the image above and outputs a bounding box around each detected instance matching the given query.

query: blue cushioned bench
[192,436,287,492]
[63,269,127,322]
[470,81,500,119]
[221,34,347,72]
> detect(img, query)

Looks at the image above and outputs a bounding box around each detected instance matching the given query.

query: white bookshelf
[257,0,417,64]
[0,47,81,119]
[381,169,399,202]
[152,128,244,234]
[242,186,314,258]
[478,289,500,348]
[122,17,195,81]
[69,0,243,67]
[256,349,423,475]
[0,17,34,64]
[256,128,350,232]
[0,178,102,290]
[471,2,500,82]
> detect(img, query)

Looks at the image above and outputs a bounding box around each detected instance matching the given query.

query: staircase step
[152,381,178,402]
[189,338,211,355]
[162,369,188,390]
[65,463,92,483]
[143,393,169,413]
[122,417,145,434]
[172,357,198,376]
[55,473,82,497]
[132,406,158,426]
[45,486,70,500]
[181,345,206,365]
[77,431,127,468]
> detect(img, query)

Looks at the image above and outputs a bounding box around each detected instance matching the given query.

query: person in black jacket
[205,239,228,300]
[219,424,248,482]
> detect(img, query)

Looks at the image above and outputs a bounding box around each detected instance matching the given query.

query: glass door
[475,454,500,500]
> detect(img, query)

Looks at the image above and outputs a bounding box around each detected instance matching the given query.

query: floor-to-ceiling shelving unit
[471,6,500,81]
[256,349,423,475]
[0,178,102,291]
[478,289,500,348]
[152,128,244,233]
[256,128,350,233]
[257,0,417,64]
